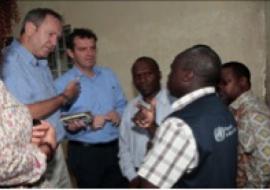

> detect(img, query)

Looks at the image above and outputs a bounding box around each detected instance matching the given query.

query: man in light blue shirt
[118,56,172,187]
[54,28,127,187]
[4,40,67,141]
[2,8,79,188]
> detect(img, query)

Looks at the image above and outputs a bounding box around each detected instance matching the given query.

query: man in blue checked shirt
[54,28,127,188]
[2,8,80,188]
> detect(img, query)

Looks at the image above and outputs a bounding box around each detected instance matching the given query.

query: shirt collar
[72,65,101,78]
[230,90,252,110]
[10,39,47,66]
[156,88,170,105]
[138,88,168,104]
[171,86,216,111]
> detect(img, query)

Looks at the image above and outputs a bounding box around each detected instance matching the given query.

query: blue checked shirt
[2,39,66,142]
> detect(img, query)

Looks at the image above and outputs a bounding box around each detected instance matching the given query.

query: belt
[69,139,118,148]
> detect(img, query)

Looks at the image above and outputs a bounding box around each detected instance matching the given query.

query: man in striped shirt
[134,45,238,188]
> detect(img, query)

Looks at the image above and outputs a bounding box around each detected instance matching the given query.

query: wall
[14,1,266,100]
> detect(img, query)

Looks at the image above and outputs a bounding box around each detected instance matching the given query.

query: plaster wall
[15,1,266,100]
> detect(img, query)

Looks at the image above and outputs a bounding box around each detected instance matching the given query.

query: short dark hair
[222,61,251,86]
[175,44,222,86]
[20,8,63,35]
[67,28,98,50]
[132,56,160,73]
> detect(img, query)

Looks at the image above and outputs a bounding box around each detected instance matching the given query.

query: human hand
[39,121,57,161]
[62,80,81,104]
[132,100,156,129]
[105,110,120,126]
[92,115,106,130]
[65,119,87,132]
[42,122,57,150]
[31,120,50,146]
[32,121,57,160]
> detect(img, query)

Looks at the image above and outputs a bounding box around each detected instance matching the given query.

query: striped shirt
[138,87,216,188]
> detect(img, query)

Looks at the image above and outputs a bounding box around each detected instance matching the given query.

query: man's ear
[239,76,249,89]
[66,49,74,59]
[182,70,194,82]
[24,22,37,36]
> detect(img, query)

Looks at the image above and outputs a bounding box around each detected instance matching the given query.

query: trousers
[46,145,72,188]
[67,139,128,188]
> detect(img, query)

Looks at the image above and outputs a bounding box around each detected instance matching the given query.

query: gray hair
[20,8,63,34]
